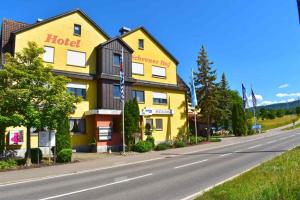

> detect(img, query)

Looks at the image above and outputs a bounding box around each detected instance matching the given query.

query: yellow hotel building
[0,9,188,154]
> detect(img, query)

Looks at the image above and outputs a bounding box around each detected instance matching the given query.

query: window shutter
[43,46,54,62]
[67,50,86,67]
[152,66,166,77]
[132,62,144,75]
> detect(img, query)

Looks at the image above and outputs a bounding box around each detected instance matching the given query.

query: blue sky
[1,0,299,106]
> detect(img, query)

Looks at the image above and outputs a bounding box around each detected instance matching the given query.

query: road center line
[219,153,232,157]
[39,173,153,200]
[247,144,262,149]
[174,159,208,169]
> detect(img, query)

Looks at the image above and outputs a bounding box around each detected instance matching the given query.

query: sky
[1,0,299,106]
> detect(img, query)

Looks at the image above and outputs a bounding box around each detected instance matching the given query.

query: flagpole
[194,109,197,144]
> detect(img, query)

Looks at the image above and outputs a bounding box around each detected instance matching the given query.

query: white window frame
[43,46,54,63]
[132,62,144,75]
[152,66,166,78]
[67,50,86,67]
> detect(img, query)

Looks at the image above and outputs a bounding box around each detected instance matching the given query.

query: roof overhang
[85,109,121,115]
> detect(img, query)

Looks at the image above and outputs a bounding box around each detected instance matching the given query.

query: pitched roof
[1,19,30,63]
[119,26,179,65]
[177,74,189,91]
[13,9,110,39]
[98,37,134,52]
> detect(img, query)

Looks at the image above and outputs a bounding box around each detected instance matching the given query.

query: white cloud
[278,83,289,89]
[257,98,297,106]
[288,98,296,102]
[247,94,263,101]
[276,93,300,98]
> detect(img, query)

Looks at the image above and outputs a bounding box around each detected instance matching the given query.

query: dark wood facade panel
[98,79,132,110]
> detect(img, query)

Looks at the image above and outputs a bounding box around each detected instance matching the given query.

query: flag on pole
[191,69,198,108]
[251,88,257,109]
[242,84,248,110]
[120,48,125,103]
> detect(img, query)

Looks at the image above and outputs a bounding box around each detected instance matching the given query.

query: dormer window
[74,24,81,36]
[113,53,121,67]
[138,39,144,49]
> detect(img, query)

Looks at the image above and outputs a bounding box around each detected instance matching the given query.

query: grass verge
[282,123,300,131]
[258,115,299,131]
[195,146,300,200]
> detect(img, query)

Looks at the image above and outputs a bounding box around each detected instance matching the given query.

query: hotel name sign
[45,34,81,48]
[141,107,174,116]
[132,55,171,67]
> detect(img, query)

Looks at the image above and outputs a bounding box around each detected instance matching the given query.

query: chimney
[36,18,43,23]
[119,26,131,35]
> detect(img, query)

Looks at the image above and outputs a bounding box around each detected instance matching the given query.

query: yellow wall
[14,12,107,75]
[133,85,188,142]
[122,29,178,85]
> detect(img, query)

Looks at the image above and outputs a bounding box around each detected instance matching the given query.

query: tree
[194,46,218,140]
[217,73,231,129]
[232,103,248,136]
[1,42,79,165]
[55,115,71,154]
[124,98,140,150]
[296,106,300,115]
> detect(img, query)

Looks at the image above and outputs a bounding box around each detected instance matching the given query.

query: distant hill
[256,100,300,110]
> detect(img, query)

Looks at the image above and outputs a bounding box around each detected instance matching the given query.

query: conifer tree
[217,73,231,129]
[194,46,218,139]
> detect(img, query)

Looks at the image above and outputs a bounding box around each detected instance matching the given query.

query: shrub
[57,149,72,163]
[133,141,152,153]
[173,140,186,148]
[154,143,172,151]
[189,136,204,144]
[25,148,43,164]
[209,137,221,142]
[0,159,17,170]
[56,116,71,154]
[145,136,155,148]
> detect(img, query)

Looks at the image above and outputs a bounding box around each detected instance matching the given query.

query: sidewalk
[0,128,289,184]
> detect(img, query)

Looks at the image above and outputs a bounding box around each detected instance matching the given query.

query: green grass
[282,123,300,131]
[195,146,300,200]
[258,115,299,131]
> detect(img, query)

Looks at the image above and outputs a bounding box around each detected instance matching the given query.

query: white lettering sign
[141,108,174,116]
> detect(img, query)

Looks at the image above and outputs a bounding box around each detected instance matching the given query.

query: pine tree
[194,46,218,139]
[217,73,231,129]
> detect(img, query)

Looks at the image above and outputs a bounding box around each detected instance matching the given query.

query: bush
[0,159,17,170]
[56,116,71,154]
[57,149,72,163]
[154,143,172,151]
[173,140,186,148]
[209,137,221,142]
[145,136,155,148]
[25,148,43,164]
[133,141,152,153]
[189,136,204,144]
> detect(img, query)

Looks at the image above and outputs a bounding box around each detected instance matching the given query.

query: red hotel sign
[45,34,81,48]
[132,55,171,67]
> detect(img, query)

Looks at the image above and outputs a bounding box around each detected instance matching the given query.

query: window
[113,53,121,66]
[145,119,153,130]
[153,92,167,104]
[132,90,145,103]
[74,24,81,36]
[67,83,87,100]
[138,39,144,49]
[132,62,144,75]
[152,66,166,78]
[155,119,163,130]
[69,118,86,134]
[67,50,86,67]
[43,46,54,63]
[99,126,112,141]
[113,84,120,98]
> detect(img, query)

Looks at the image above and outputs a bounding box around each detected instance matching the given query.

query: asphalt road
[1,129,300,200]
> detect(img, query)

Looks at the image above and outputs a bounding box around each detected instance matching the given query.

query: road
[1,129,300,200]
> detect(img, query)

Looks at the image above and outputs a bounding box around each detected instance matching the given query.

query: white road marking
[247,144,262,149]
[174,159,208,169]
[39,173,153,200]
[219,153,233,157]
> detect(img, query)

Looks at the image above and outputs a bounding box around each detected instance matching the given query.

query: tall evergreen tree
[232,103,248,136]
[194,46,218,139]
[217,73,231,129]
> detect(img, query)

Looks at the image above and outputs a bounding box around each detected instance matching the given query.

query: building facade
[0,9,188,154]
